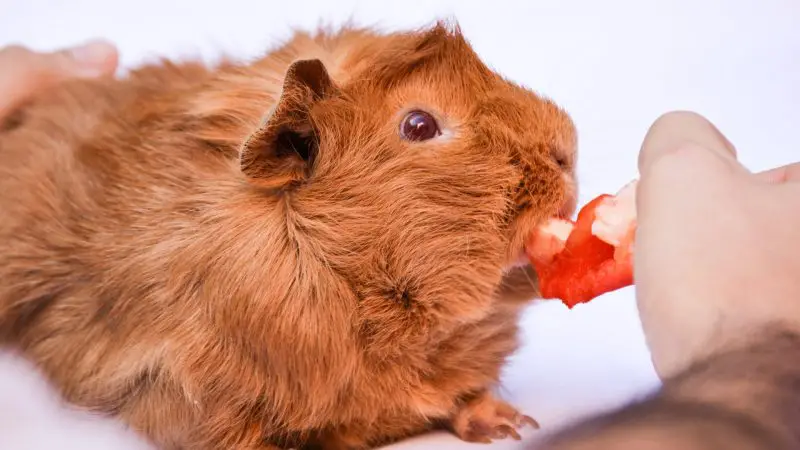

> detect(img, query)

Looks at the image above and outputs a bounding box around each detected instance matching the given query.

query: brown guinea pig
[0,21,577,450]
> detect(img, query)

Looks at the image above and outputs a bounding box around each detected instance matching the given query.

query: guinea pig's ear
[239,59,339,189]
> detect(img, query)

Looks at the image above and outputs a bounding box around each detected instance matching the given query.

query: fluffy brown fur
[0,22,577,449]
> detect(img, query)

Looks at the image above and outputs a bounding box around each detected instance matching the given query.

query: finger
[633,113,752,379]
[0,40,117,88]
[0,40,118,118]
[633,144,742,380]
[45,40,119,78]
[755,162,800,183]
[637,111,742,177]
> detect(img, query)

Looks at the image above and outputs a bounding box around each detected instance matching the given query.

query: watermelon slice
[526,180,638,308]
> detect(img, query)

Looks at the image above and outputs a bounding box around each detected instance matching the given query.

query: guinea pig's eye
[399,110,441,142]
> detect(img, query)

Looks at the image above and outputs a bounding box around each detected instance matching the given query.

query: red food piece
[525,218,573,265]
[526,182,637,308]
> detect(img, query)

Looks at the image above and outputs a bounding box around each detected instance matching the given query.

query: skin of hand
[536,113,800,450]
[634,110,800,380]
[0,40,118,118]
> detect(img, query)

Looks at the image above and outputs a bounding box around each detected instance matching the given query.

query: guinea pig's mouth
[502,194,577,274]
[499,171,577,296]
[496,212,566,300]
[501,222,552,276]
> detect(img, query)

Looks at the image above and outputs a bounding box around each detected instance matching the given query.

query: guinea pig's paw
[449,392,539,443]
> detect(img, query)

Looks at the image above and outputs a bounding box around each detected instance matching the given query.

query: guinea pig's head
[239,23,577,357]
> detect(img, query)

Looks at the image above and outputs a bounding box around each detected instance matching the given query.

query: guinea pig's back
[0,60,227,223]
[0,61,245,334]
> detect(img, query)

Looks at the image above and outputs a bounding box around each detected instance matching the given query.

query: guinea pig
[0,21,577,450]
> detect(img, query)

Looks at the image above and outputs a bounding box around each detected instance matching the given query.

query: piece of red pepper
[528,195,634,308]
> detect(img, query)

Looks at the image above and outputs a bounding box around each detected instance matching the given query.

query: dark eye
[399,110,441,142]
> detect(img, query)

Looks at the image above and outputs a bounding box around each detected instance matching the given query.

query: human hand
[634,111,800,380]
[0,40,118,118]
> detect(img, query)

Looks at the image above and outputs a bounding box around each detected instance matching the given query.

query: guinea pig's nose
[554,154,570,171]
[549,142,575,172]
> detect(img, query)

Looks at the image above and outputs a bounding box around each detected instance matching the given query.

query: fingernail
[755,162,800,184]
[760,166,787,183]
[67,39,117,76]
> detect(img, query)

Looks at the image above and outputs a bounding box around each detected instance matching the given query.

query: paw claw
[450,393,538,444]
[520,415,540,429]
[498,424,521,440]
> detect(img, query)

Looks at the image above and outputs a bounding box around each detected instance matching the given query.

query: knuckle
[0,44,52,77]
[0,44,36,63]
[0,45,60,99]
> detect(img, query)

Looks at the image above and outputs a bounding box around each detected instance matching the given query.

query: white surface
[0,1,797,449]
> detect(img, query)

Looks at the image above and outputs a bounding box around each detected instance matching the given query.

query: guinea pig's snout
[549,143,578,219]
[558,171,578,219]
[502,155,578,271]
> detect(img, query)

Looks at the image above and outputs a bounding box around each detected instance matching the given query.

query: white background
[0,1,797,449]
